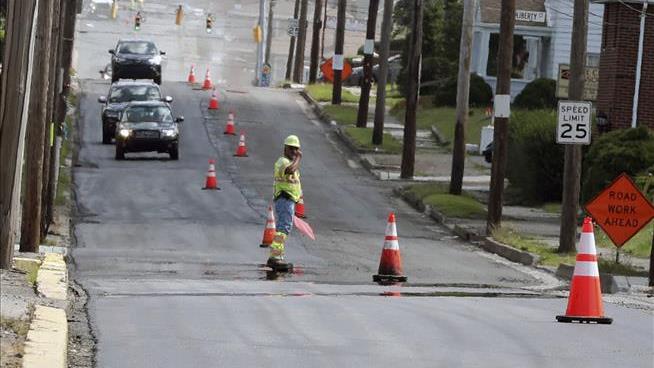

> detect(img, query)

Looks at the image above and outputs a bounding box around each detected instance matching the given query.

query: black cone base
[373,274,407,283]
[556,315,613,324]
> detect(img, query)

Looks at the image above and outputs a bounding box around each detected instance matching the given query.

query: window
[486,34,531,79]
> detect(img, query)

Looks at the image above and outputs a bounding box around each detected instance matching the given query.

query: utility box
[479,125,494,154]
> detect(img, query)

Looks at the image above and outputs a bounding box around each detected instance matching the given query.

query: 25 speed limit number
[557,101,592,145]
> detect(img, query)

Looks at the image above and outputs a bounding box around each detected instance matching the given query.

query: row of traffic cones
[187,65,220,111]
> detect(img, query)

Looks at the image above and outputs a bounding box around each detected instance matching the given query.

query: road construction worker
[268,135,302,269]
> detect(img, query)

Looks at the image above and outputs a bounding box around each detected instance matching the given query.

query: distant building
[471,0,605,98]
[593,0,653,130]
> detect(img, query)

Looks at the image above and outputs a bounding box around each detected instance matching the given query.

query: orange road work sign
[585,173,654,247]
[320,58,352,83]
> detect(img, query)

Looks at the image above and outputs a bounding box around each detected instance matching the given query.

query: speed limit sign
[557,101,592,145]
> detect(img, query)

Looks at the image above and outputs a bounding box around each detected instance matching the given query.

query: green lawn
[404,183,486,219]
[391,105,490,146]
[492,226,648,275]
[305,84,360,103]
[595,221,653,259]
[343,126,402,154]
[322,105,358,125]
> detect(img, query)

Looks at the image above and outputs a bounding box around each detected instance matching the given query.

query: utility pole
[321,0,328,60]
[285,0,300,80]
[557,0,588,253]
[265,0,275,64]
[400,0,422,179]
[255,0,267,86]
[293,0,309,83]
[331,0,346,104]
[20,0,54,253]
[0,0,38,269]
[356,0,380,128]
[41,0,62,240]
[372,0,394,145]
[309,0,324,83]
[486,0,515,233]
[449,0,475,195]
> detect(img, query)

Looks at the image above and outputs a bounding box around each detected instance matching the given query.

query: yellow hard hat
[284,135,301,148]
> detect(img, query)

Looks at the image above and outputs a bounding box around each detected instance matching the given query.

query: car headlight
[161,128,177,137]
[118,129,131,138]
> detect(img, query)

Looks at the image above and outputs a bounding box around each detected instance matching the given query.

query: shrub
[513,78,557,110]
[506,110,564,203]
[432,74,493,107]
[582,126,654,203]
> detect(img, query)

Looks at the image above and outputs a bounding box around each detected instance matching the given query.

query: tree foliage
[393,0,463,96]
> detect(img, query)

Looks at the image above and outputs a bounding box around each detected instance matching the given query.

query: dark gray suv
[98,81,172,144]
[114,101,183,160]
[110,40,165,84]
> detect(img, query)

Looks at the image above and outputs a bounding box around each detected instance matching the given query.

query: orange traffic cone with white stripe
[202,159,220,190]
[187,65,196,84]
[260,205,276,248]
[373,212,407,283]
[234,132,248,157]
[208,89,219,110]
[295,195,306,218]
[224,111,236,135]
[556,217,612,324]
[202,68,213,90]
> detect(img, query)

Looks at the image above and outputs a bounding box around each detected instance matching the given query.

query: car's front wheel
[115,142,125,160]
[169,143,179,160]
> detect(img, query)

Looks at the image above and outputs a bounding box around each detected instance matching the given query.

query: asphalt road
[70,1,654,367]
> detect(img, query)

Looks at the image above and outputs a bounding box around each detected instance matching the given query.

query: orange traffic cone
[202,68,213,90]
[556,217,612,324]
[202,159,220,190]
[373,212,407,283]
[224,111,236,135]
[295,195,306,218]
[260,204,276,248]
[234,132,248,157]
[187,65,196,84]
[208,89,219,110]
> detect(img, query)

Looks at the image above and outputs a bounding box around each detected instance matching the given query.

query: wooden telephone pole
[355,0,380,128]
[400,0,422,179]
[558,0,589,253]
[331,0,346,104]
[449,0,476,195]
[486,0,515,233]
[285,0,300,80]
[293,0,309,82]
[372,0,395,145]
[0,0,37,269]
[309,0,324,83]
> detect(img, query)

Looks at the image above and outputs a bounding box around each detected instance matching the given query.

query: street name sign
[557,101,592,145]
[585,173,654,247]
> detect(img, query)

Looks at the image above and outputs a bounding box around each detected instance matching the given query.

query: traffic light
[206,14,214,33]
[134,12,142,30]
[252,25,262,43]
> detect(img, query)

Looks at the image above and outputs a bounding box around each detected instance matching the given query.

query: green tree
[394,0,462,96]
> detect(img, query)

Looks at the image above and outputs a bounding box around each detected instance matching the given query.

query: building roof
[479,0,548,27]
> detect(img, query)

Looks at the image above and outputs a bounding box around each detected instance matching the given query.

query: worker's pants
[271,196,295,259]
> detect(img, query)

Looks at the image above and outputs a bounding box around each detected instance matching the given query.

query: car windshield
[123,106,173,123]
[109,86,161,103]
[117,42,157,55]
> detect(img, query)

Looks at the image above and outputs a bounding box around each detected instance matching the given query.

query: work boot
[266,257,292,272]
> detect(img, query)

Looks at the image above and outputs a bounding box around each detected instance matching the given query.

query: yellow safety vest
[273,156,302,202]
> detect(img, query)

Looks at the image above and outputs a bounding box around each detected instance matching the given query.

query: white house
[470,0,605,98]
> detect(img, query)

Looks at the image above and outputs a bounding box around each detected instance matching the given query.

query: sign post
[557,101,592,145]
[585,173,654,247]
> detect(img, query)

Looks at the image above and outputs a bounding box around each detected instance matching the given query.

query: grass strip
[343,126,402,154]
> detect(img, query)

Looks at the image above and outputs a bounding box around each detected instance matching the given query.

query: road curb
[36,253,68,301]
[22,305,68,368]
[395,187,540,266]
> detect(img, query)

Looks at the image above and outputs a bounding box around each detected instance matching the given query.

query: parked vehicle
[344,54,402,86]
[114,101,183,160]
[483,142,493,163]
[98,80,172,144]
[110,40,165,84]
